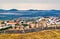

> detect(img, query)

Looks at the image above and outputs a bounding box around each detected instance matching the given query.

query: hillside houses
[0,17,60,31]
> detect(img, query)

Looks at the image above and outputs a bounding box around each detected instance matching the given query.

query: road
[0,26,60,34]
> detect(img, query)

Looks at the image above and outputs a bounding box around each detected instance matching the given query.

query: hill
[0,30,60,39]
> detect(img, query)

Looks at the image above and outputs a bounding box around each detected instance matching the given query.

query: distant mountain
[0,9,48,11]
[8,9,18,11]
[28,9,39,11]
[0,9,5,11]
[0,9,19,13]
[0,9,60,16]
[0,9,60,20]
[0,9,6,13]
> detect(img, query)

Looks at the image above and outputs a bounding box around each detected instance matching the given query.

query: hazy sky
[0,0,60,10]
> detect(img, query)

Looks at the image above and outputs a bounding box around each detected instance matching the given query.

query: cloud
[0,0,60,10]
[0,0,60,4]
[0,3,60,10]
[0,0,40,3]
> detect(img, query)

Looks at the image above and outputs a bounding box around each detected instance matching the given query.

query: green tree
[22,24,28,27]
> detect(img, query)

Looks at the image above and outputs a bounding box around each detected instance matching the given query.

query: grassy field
[0,30,60,39]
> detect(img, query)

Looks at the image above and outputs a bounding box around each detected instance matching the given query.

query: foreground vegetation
[0,30,60,39]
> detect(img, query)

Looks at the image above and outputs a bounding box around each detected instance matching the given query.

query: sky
[0,0,60,10]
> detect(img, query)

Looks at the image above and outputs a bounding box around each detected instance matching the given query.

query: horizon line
[0,8,60,10]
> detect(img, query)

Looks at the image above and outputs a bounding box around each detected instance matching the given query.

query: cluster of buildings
[0,16,60,30]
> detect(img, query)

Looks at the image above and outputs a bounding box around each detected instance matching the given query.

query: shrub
[22,24,28,27]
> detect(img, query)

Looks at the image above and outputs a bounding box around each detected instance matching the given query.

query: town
[0,16,60,33]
